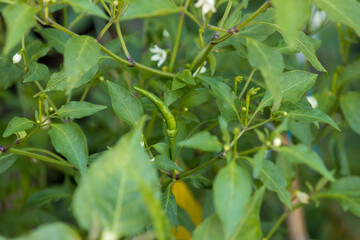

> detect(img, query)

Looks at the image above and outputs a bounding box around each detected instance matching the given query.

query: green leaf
[0,57,24,89]
[295,32,327,72]
[278,144,335,182]
[39,28,70,54]
[340,92,360,135]
[55,101,107,119]
[247,38,284,108]
[255,70,317,114]
[121,0,178,21]
[64,35,100,93]
[45,66,98,93]
[73,118,172,239]
[230,186,266,240]
[0,153,19,174]
[247,158,291,208]
[153,155,184,172]
[314,0,360,37]
[64,0,108,20]
[287,109,340,131]
[2,4,37,54]
[178,131,222,152]
[151,142,170,158]
[165,81,185,106]
[107,81,144,127]
[3,117,34,138]
[272,0,312,46]
[22,188,72,209]
[193,214,224,240]
[45,70,67,92]
[198,76,240,122]
[213,161,252,238]
[253,146,266,178]
[48,123,88,174]
[24,63,49,83]
[12,223,81,240]
[316,176,360,217]
[181,88,212,108]
[161,183,177,229]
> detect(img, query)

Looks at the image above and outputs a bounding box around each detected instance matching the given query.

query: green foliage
[1,0,360,239]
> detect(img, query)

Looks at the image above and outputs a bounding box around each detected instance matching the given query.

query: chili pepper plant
[1,0,360,239]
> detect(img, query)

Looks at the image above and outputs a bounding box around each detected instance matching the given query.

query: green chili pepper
[134,86,178,161]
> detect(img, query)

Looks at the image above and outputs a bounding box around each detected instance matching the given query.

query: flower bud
[294,190,309,204]
[12,53,22,64]
[273,137,282,147]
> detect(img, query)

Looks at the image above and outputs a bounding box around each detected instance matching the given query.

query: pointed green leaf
[73,119,171,239]
[287,109,340,131]
[64,35,100,93]
[253,146,266,178]
[316,176,360,217]
[248,158,291,208]
[48,123,88,174]
[22,188,72,209]
[12,223,81,240]
[315,0,360,37]
[45,70,67,92]
[198,75,240,122]
[3,117,34,138]
[0,153,19,174]
[107,81,144,127]
[278,144,335,181]
[255,70,317,114]
[24,63,49,83]
[193,214,224,240]
[272,0,312,46]
[247,38,284,108]
[153,155,183,172]
[178,131,222,152]
[295,32,327,72]
[121,0,178,21]
[161,183,177,229]
[55,101,107,119]
[230,186,266,240]
[64,0,108,20]
[151,142,170,158]
[340,92,360,135]
[213,161,252,238]
[39,28,70,54]
[3,4,37,54]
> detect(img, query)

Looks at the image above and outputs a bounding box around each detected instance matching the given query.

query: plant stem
[96,18,114,42]
[190,0,270,73]
[68,12,86,30]
[8,148,73,168]
[177,152,225,180]
[22,147,67,163]
[114,21,134,65]
[264,203,304,240]
[169,12,185,72]
[43,18,176,79]
[238,69,256,100]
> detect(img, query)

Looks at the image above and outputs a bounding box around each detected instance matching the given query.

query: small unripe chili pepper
[134,86,178,161]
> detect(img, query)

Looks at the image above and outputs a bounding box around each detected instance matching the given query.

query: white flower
[150,158,155,162]
[150,45,167,67]
[195,0,216,15]
[295,190,310,204]
[140,141,145,147]
[273,137,282,147]
[12,53,22,64]
[306,96,318,109]
[192,61,207,77]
